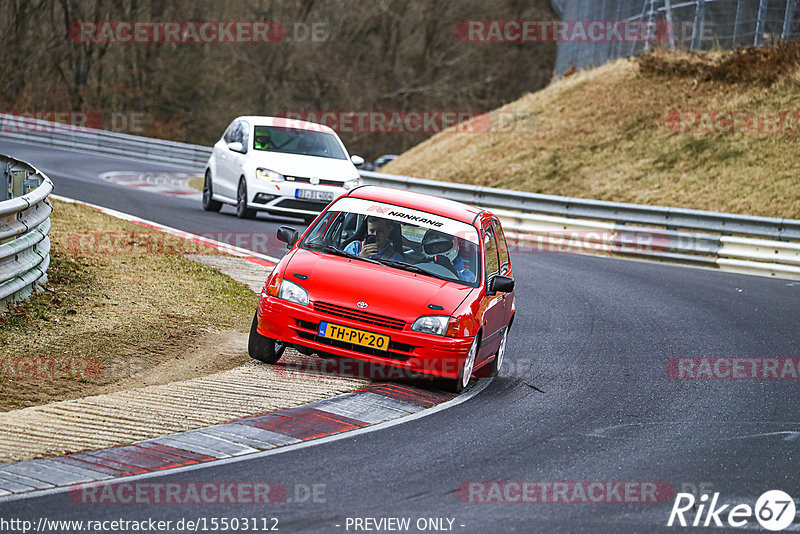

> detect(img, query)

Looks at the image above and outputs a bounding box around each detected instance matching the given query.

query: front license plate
[296,189,335,202]
[318,322,390,350]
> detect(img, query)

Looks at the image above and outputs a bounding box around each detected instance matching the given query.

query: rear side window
[493,220,510,274]
[484,227,500,279]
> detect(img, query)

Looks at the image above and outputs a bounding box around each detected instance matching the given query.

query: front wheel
[248,312,285,364]
[202,170,222,212]
[236,179,257,219]
[440,335,478,394]
[488,326,509,377]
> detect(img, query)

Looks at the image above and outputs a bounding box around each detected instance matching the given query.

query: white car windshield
[301,198,481,286]
[253,125,347,160]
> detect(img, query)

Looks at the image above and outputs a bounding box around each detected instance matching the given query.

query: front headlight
[277,279,309,306]
[343,178,363,190]
[256,168,285,182]
[411,315,451,336]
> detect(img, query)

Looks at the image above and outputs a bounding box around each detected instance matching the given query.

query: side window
[239,122,249,152]
[493,221,510,274]
[484,227,500,280]
[223,121,236,143]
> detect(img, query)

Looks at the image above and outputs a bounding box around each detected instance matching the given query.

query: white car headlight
[411,315,450,336]
[278,279,309,306]
[343,178,363,190]
[256,168,285,182]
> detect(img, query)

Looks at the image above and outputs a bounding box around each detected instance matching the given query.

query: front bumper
[256,296,473,380]
[248,181,348,215]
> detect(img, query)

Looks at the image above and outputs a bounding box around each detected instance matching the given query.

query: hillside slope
[383,45,800,219]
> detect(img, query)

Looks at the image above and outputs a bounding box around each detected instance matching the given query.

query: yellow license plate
[318,322,390,350]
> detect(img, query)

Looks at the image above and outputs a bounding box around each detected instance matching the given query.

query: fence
[0,155,53,309]
[551,0,800,76]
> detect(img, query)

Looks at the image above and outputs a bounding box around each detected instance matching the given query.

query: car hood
[285,249,475,323]
[248,151,358,181]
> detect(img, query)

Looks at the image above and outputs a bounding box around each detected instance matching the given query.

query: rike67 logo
[668,490,796,531]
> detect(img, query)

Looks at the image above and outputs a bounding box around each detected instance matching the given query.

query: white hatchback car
[203,116,364,221]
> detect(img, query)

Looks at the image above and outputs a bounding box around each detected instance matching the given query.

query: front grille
[274,198,329,211]
[313,301,406,330]
[286,176,343,187]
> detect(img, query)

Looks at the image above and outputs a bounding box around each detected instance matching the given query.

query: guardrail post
[11,170,24,198]
[754,0,769,46]
[22,172,42,194]
[0,163,9,201]
[691,0,707,50]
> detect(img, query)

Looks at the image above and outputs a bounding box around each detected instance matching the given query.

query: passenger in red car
[344,217,404,261]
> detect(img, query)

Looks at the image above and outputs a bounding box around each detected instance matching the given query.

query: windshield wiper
[303,242,351,257]
[376,259,452,281]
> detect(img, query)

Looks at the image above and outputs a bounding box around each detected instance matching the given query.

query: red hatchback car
[249,185,515,392]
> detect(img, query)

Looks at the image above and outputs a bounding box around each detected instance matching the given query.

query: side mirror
[490,275,515,294]
[277,226,300,248]
[350,155,365,166]
[228,141,245,153]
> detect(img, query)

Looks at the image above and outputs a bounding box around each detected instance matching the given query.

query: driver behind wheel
[421,230,476,283]
[344,216,404,261]
[254,133,270,150]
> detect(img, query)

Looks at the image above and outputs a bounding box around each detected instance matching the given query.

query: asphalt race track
[1,139,799,533]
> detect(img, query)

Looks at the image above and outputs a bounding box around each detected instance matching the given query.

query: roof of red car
[348,185,484,225]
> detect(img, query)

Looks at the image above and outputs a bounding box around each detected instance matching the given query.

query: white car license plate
[296,189,334,202]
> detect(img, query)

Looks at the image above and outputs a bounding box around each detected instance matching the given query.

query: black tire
[488,326,509,377]
[236,179,257,219]
[248,312,285,364]
[202,170,222,212]
[439,335,479,394]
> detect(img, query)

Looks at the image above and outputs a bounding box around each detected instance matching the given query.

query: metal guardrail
[0,113,211,168]
[359,170,800,280]
[1,113,797,279]
[0,154,53,309]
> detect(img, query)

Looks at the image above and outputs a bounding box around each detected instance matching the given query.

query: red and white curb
[0,383,485,500]
[50,194,279,267]
[100,171,203,200]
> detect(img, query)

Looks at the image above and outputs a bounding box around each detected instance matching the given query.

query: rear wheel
[236,179,257,219]
[440,335,478,394]
[202,170,222,212]
[248,312,285,364]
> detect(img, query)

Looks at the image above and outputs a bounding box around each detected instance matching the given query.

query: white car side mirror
[350,155,365,166]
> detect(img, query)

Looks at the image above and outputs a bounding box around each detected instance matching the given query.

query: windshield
[301,198,480,286]
[252,125,347,160]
